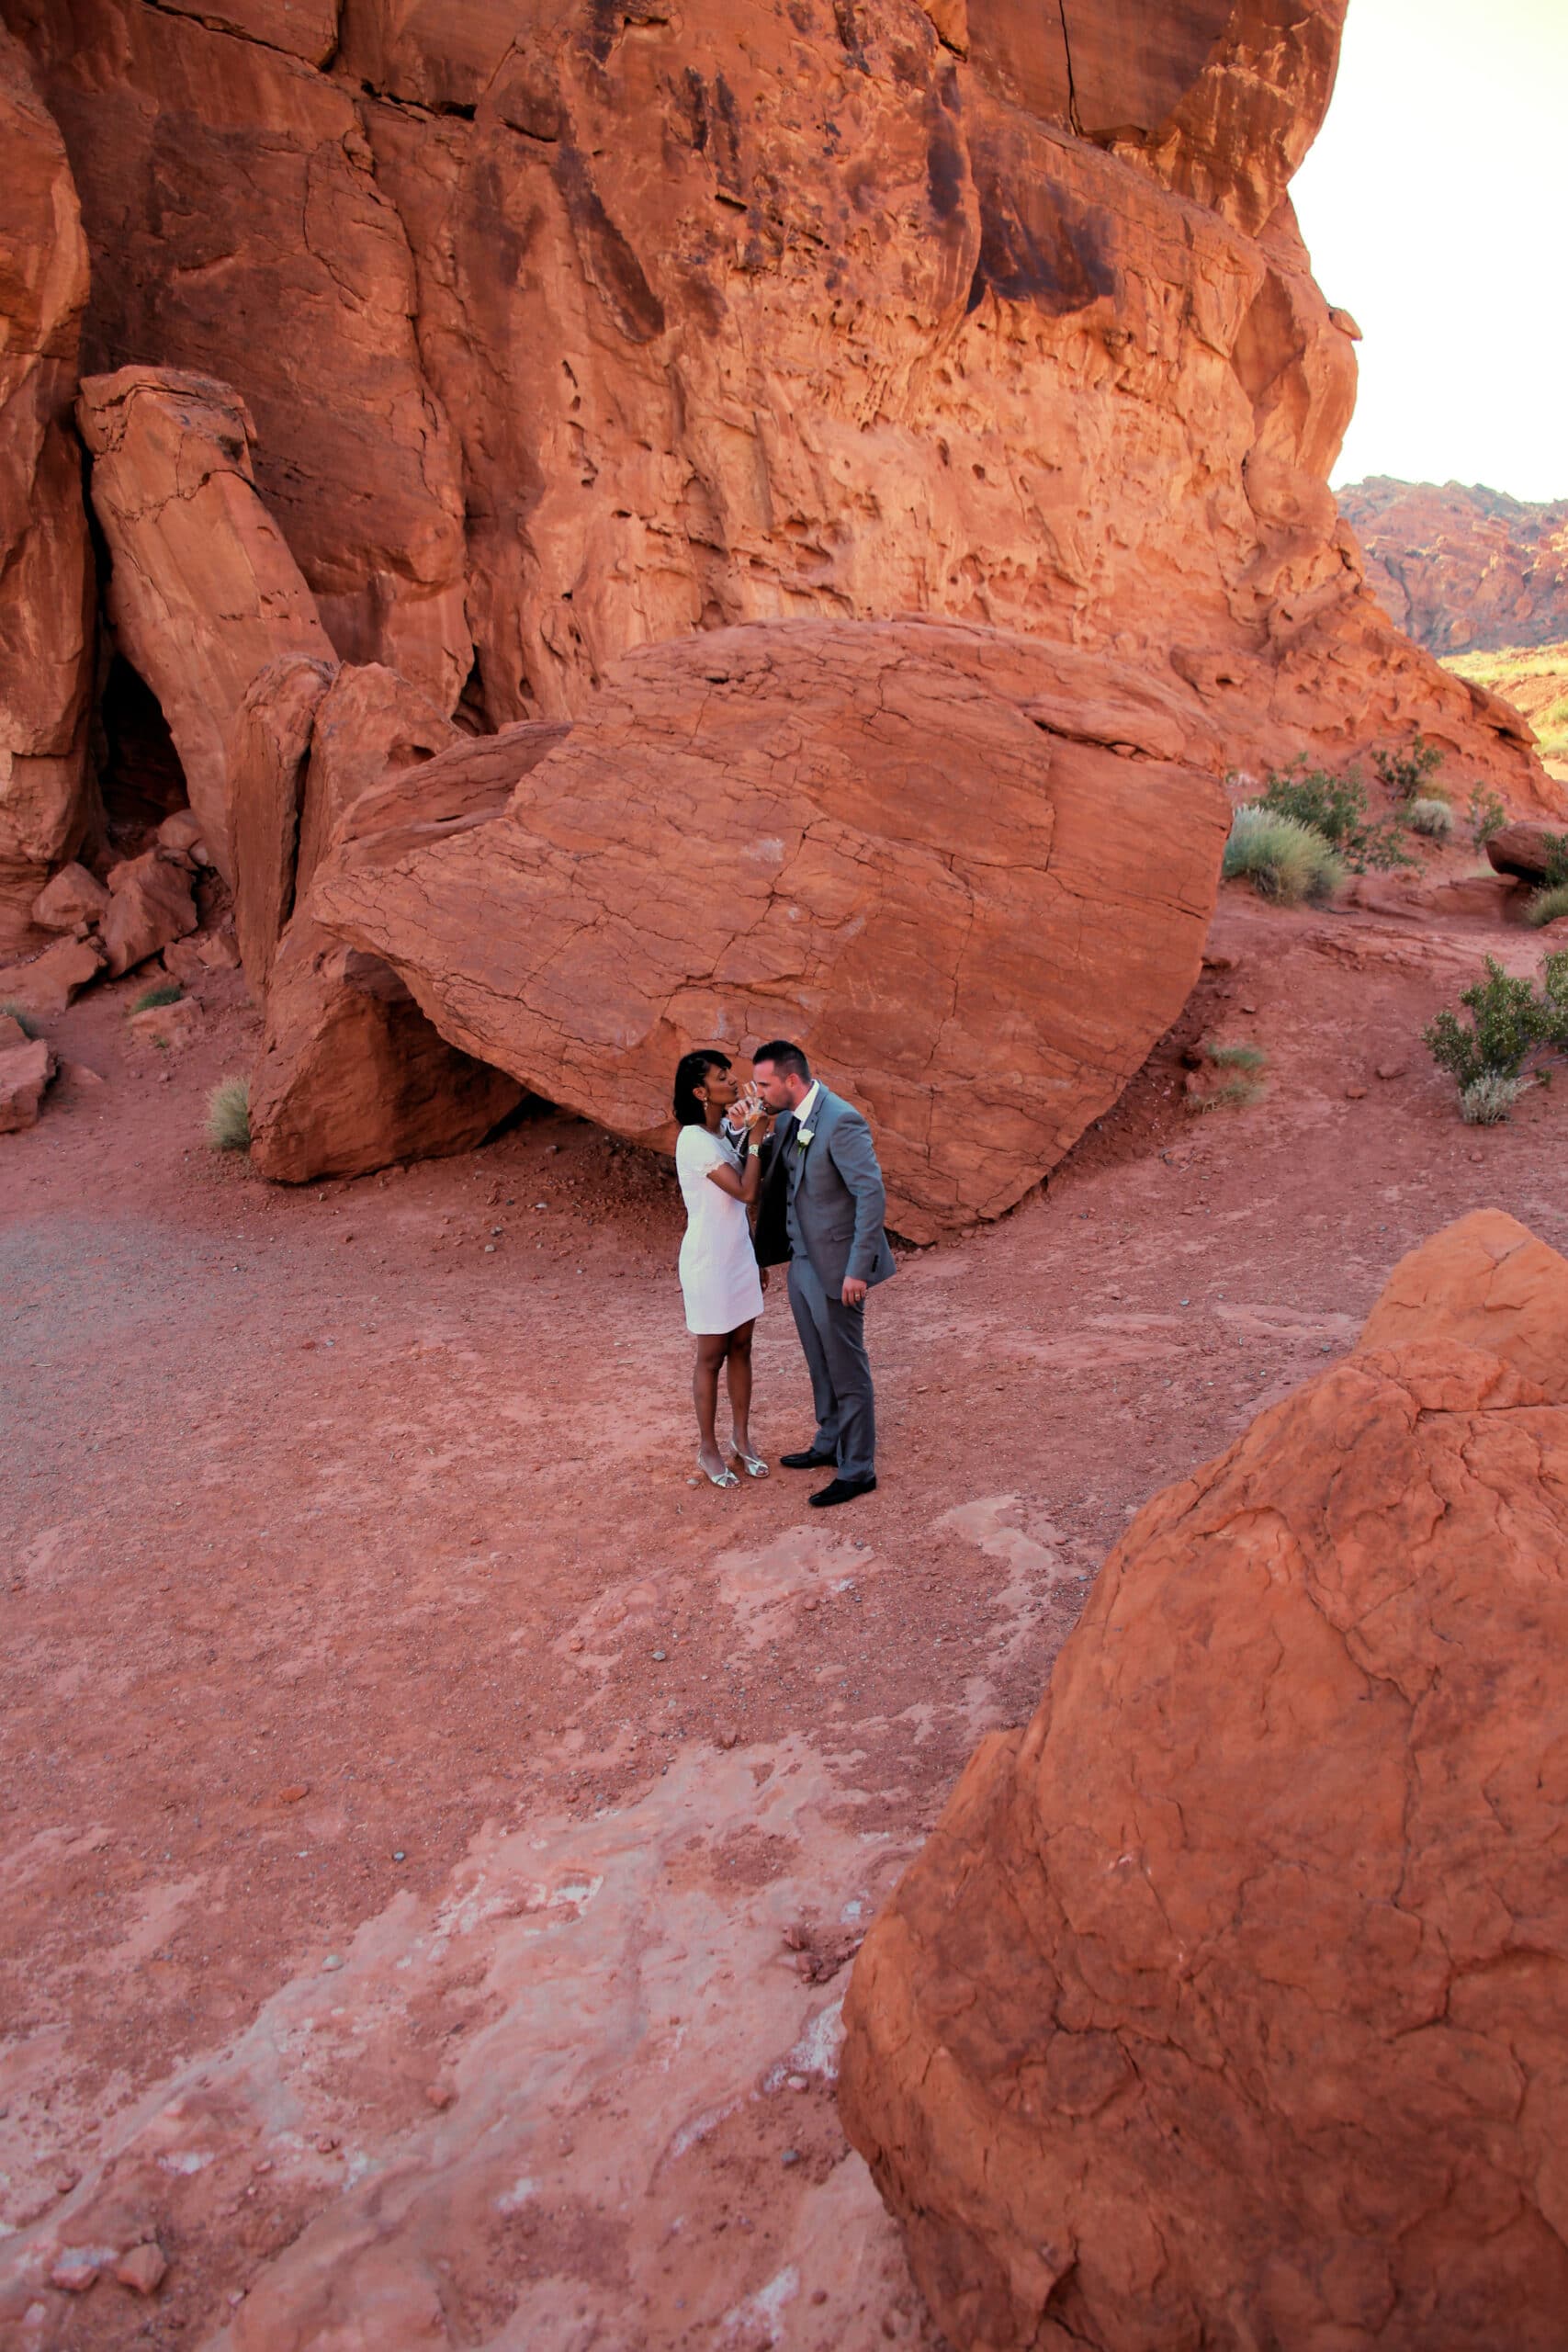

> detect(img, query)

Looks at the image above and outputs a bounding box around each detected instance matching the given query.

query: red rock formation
[0,934,103,1014]
[77,370,337,885]
[229,655,337,997]
[0,26,94,954]
[1485,820,1568,886]
[294,662,458,898]
[246,714,544,1182]
[840,1209,1568,2349]
[30,860,107,933]
[17,1,470,711]
[1340,477,1568,655]
[8,0,1557,820]
[0,1030,54,1131]
[100,845,198,978]
[312,618,1231,1238]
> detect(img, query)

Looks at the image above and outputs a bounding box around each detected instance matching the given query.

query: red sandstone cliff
[2,0,1554,817]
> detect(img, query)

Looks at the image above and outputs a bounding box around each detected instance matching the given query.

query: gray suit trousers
[786,1252,875,1484]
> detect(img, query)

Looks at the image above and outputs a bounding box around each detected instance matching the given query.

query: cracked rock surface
[840,1206,1568,2350]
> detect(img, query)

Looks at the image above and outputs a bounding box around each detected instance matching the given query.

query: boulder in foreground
[840,1208,1568,2348]
[313,620,1231,1239]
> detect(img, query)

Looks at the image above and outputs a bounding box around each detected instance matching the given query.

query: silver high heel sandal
[731,1448,770,1479]
[701,1457,740,1488]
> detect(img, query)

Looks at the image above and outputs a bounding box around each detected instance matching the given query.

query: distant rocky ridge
[1340,476,1568,655]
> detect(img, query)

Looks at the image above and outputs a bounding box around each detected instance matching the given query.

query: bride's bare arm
[705,1147,762,1204]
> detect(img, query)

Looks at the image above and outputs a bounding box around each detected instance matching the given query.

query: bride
[672,1049,772,1488]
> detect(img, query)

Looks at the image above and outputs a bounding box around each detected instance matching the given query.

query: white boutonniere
[795,1124,815,1152]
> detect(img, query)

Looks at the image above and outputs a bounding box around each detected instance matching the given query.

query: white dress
[676,1125,765,1335]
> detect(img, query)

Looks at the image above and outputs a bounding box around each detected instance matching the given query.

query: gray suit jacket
[761,1086,895,1293]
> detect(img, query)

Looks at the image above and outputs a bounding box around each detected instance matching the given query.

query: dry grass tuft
[207,1075,251,1153]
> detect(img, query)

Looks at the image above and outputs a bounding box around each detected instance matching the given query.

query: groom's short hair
[753,1039,810,1081]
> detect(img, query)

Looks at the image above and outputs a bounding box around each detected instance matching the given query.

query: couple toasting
[672,1040,893,1507]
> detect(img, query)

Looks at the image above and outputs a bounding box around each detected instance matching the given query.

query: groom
[750,1041,894,1507]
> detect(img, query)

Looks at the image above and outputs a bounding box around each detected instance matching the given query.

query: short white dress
[676,1125,765,1336]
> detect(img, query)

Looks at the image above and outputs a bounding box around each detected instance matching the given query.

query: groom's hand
[841,1275,868,1308]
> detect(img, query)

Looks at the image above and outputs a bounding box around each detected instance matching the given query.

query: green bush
[130,978,184,1014]
[1424,951,1568,1102]
[1405,797,1455,841]
[1203,1040,1267,1073]
[207,1075,251,1152]
[1540,834,1568,889]
[1254,763,1413,871]
[1372,735,1444,805]
[1525,883,1568,929]
[1466,785,1507,850]
[0,999,39,1038]
[1223,807,1343,905]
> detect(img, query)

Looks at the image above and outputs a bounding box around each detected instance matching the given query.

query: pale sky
[1292,0,1567,503]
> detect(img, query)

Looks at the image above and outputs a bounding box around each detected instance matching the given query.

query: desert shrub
[1540,833,1568,888]
[207,1075,251,1152]
[1188,1073,1267,1114]
[1223,808,1343,905]
[1466,785,1507,850]
[1460,1072,1527,1125]
[0,999,39,1037]
[1526,883,1568,929]
[1203,1040,1267,1072]
[1372,735,1444,804]
[130,978,183,1013]
[1425,953,1568,1105]
[1255,763,1413,871]
[1406,797,1455,841]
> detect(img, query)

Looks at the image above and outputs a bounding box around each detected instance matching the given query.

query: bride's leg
[694,1334,728,1477]
[726,1319,755,1456]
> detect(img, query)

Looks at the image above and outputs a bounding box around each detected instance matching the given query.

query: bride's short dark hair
[673,1048,731,1125]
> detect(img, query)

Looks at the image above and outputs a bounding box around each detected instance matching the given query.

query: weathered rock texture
[840,1207,1568,2349]
[0,25,94,954]
[0,1031,54,1132]
[313,618,1230,1238]
[9,0,1560,817]
[76,369,336,885]
[1341,477,1568,655]
[247,711,538,1182]
[228,654,337,997]
[100,845,197,978]
[1485,820,1568,887]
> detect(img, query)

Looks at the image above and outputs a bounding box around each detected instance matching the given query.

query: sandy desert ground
[5,869,1567,2350]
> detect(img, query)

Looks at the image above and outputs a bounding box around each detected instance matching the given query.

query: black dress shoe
[809,1476,877,1508]
[780,1448,838,1470]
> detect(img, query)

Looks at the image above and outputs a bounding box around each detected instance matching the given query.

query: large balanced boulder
[76,368,336,884]
[840,1209,1568,2347]
[0,27,94,953]
[312,619,1231,1238]
[245,720,550,1182]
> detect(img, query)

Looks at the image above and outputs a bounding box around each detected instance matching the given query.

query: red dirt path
[3,875,1566,2349]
